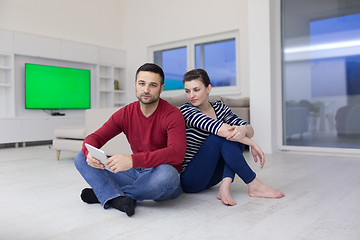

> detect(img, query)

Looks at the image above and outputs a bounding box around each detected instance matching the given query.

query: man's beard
[137,94,159,105]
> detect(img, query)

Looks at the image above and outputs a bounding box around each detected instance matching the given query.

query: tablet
[84,143,110,171]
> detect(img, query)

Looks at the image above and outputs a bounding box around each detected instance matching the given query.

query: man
[74,63,186,217]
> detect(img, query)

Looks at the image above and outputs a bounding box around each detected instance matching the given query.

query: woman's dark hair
[135,63,165,85]
[183,69,211,87]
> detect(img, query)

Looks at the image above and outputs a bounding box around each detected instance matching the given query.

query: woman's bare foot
[247,178,285,198]
[216,177,237,206]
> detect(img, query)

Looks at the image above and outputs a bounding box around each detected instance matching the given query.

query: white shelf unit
[98,65,126,108]
[0,29,127,145]
[0,53,15,118]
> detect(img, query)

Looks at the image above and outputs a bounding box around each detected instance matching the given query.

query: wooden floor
[0,145,359,240]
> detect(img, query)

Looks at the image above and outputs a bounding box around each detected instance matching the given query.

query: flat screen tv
[25,63,91,110]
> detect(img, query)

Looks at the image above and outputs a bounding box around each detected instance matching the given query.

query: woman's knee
[206,134,224,144]
[221,138,245,152]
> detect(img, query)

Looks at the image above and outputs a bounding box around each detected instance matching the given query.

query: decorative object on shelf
[98,65,126,108]
[114,79,119,90]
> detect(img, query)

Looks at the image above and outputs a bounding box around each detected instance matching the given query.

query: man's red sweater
[81,99,186,172]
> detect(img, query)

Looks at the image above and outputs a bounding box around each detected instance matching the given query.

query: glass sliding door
[281,0,360,149]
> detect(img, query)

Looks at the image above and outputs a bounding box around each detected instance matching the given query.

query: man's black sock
[109,196,136,217]
[80,188,100,204]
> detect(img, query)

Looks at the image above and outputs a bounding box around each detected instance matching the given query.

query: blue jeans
[181,134,256,193]
[74,151,182,208]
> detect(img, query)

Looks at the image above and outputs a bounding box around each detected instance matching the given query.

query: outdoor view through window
[154,39,236,91]
[282,0,360,149]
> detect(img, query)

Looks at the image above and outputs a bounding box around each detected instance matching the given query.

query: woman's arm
[180,103,223,135]
[217,123,254,139]
[218,123,264,168]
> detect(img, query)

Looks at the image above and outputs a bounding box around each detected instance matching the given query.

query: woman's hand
[86,153,105,169]
[250,142,265,169]
[217,123,264,168]
[226,125,247,141]
[218,124,254,141]
[227,130,266,169]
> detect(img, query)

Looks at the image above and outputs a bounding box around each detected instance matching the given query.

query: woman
[180,69,284,206]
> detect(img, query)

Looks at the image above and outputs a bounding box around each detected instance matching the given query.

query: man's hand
[250,143,265,169]
[86,153,105,169]
[106,155,133,173]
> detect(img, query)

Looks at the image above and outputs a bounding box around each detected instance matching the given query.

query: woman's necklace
[201,102,217,120]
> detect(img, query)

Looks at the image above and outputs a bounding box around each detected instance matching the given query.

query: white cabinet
[0,118,22,143]
[0,29,127,144]
[98,65,126,108]
[0,116,84,144]
[0,53,14,117]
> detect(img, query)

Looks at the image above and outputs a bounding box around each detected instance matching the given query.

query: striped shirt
[179,100,248,173]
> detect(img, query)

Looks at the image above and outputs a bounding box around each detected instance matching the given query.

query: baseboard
[0,140,52,149]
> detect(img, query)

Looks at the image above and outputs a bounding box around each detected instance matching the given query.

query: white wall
[0,0,278,153]
[119,0,250,102]
[247,0,274,153]
[119,0,277,153]
[0,0,123,49]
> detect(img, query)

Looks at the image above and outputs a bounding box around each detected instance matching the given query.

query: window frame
[148,31,241,97]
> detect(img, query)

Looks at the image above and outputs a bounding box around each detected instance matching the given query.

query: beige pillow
[209,95,222,102]
[163,94,187,107]
[221,97,250,107]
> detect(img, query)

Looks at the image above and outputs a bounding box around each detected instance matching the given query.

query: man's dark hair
[183,69,211,87]
[135,63,165,85]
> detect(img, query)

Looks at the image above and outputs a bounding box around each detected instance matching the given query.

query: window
[195,39,236,87]
[281,0,360,149]
[150,32,239,93]
[154,47,187,91]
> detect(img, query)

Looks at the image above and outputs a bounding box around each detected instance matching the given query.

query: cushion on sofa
[209,95,222,102]
[163,95,187,107]
[54,125,86,139]
[221,97,249,107]
[85,107,132,156]
[163,95,250,122]
[164,95,223,107]
[52,138,83,152]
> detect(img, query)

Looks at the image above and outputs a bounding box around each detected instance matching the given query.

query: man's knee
[153,164,180,186]
[151,165,182,201]
[149,165,181,193]
[74,151,86,171]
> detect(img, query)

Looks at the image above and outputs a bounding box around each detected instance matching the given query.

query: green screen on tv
[25,63,91,109]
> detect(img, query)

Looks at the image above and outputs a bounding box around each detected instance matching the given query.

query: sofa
[52,95,249,159]
[52,125,86,160]
[335,104,360,138]
[52,108,132,159]
[162,95,250,123]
